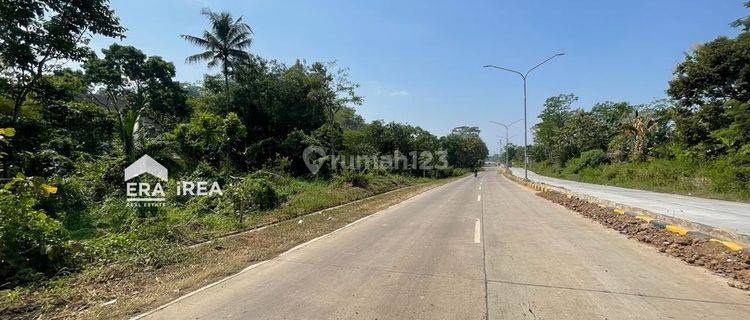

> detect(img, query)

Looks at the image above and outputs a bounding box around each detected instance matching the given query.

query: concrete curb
[500,169,745,252]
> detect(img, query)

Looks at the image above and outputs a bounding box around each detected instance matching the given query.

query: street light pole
[490,119,521,167]
[484,53,565,180]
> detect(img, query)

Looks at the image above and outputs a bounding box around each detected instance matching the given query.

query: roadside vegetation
[0,177,453,319]
[502,2,750,202]
[0,0,487,314]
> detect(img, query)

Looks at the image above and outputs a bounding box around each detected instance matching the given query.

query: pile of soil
[538,190,750,291]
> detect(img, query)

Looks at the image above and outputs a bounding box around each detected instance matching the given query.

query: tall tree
[442,127,488,169]
[181,8,253,111]
[532,94,577,163]
[668,21,750,152]
[83,44,186,160]
[0,0,125,123]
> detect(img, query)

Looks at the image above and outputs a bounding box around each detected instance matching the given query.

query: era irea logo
[124,155,222,206]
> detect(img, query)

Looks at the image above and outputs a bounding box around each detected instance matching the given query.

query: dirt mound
[538,190,750,290]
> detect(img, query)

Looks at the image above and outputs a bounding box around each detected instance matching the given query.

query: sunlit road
[142,170,750,319]
[509,167,750,236]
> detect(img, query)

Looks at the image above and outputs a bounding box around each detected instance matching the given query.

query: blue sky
[92,0,744,154]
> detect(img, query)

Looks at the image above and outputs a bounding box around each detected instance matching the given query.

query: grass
[531,158,750,203]
[0,173,459,320]
[163,173,435,244]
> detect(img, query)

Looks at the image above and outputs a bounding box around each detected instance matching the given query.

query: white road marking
[479,186,482,190]
[477,195,481,202]
[474,219,481,243]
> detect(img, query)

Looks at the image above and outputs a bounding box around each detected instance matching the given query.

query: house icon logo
[124,154,168,182]
[123,154,222,207]
[124,154,168,204]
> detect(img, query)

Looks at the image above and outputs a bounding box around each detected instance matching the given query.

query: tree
[668,33,750,108]
[667,27,750,154]
[83,44,187,160]
[299,61,362,152]
[181,8,253,109]
[164,111,246,171]
[442,127,488,169]
[532,94,577,163]
[335,106,366,130]
[0,0,125,123]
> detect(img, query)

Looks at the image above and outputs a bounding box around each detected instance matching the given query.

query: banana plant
[621,110,660,161]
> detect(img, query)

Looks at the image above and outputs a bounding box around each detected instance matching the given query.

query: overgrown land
[496,4,750,202]
[0,2,487,319]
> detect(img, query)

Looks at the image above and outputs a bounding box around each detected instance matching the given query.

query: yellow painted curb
[709,239,743,252]
[613,208,625,215]
[665,225,688,236]
[635,214,654,223]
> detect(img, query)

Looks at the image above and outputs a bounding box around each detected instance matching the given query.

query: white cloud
[389,90,410,97]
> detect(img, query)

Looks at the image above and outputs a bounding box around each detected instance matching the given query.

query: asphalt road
[141,171,750,319]
[509,167,750,236]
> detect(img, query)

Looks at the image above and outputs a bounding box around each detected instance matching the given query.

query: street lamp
[490,119,522,167]
[484,53,565,180]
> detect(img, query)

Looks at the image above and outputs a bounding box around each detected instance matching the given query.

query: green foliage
[166,111,247,168]
[77,232,186,269]
[0,4,482,288]
[82,43,189,161]
[181,8,253,94]
[442,129,488,169]
[0,127,13,171]
[226,176,279,223]
[0,0,125,122]
[532,94,577,163]
[524,4,750,200]
[35,178,91,236]
[280,130,322,176]
[666,30,750,156]
[335,170,369,188]
[44,102,115,155]
[564,149,606,175]
[668,33,750,107]
[0,191,72,283]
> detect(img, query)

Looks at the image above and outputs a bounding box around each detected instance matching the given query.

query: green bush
[0,191,72,283]
[92,197,138,233]
[36,178,92,237]
[564,149,606,174]
[704,146,750,198]
[226,176,279,223]
[335,170,369,188]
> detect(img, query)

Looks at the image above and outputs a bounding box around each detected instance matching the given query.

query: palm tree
[181,8,253,111]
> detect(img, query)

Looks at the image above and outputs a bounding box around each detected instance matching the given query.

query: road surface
[509,167,750,236]
[142,171,750,319]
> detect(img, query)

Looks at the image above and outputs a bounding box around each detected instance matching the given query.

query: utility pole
[490,119,522,167]
[484,53,565,180]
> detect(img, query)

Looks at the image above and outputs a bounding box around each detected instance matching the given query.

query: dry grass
[1,178,455,320]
